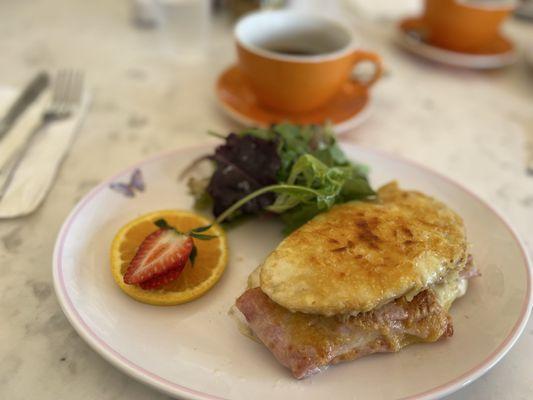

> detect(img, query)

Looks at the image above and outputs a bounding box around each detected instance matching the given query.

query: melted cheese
[432,276,468,310]
[228,304,260,343]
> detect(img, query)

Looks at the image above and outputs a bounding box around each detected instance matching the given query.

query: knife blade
[0,71,49,141]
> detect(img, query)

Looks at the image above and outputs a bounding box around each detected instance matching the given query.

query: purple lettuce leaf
[207,133,280,217]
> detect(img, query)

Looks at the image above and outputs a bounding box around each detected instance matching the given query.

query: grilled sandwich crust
[260,182,468,316]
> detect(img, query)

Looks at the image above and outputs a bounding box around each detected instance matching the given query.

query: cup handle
[351,50,383,88]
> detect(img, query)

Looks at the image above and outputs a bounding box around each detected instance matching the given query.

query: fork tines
[50,69,84,116]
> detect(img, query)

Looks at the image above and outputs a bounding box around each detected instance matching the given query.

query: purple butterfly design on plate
[109,168,145,197]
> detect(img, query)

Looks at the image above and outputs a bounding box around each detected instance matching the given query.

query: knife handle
[3,72,49,126]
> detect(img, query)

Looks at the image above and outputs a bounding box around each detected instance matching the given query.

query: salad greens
[185,123,376,234]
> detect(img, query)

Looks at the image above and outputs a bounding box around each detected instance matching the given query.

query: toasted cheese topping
[260,182,467,316]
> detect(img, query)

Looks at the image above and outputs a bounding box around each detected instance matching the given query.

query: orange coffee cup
[234,10,382,113]
[423,0,515,52]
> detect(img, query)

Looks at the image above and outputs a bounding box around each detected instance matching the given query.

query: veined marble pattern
[0,1,532,399]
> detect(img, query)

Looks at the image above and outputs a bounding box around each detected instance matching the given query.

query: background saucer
[396,17,518,69]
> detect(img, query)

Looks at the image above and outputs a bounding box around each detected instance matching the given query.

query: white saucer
[396,18,518,69]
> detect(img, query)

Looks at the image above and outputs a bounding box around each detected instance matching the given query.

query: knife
[0,71,49,141]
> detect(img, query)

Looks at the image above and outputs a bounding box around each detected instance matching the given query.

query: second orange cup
[423,0,515,52]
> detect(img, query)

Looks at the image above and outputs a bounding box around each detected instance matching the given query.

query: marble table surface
[0,1,532,399]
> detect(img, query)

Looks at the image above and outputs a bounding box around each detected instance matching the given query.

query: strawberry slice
[139,263,188,290]
[123,228,193,285]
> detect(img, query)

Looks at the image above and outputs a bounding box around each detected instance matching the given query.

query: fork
[0,70,84,199]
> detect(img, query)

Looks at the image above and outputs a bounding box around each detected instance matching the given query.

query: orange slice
[110,210,228,306]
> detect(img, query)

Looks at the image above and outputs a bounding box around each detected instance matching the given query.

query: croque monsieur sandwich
[235,182,479,379]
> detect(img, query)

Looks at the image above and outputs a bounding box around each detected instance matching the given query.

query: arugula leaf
[280,203,321,234]
[339,174,375,201]
[274,123,356,180]
[237,127,276,141]
[268,154,334,213]
[264,154,375,231]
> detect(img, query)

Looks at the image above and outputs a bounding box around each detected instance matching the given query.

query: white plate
[395,25,517,69]
[53,144,532,400]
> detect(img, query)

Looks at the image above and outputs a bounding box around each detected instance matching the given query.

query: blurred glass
[343,0,421,21]
[223,0,287,18]
[156,0,211,63]
[131,0,162,28]
[515,0,533,21]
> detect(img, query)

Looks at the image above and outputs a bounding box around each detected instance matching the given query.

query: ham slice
[236,287,454,379]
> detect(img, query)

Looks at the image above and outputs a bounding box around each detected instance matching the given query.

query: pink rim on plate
[52,144,532,400]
